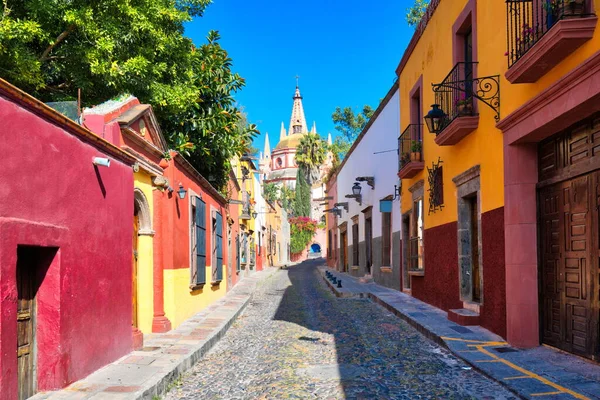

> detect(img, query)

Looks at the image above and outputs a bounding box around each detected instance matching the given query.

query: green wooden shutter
[195,197,206,285]
[236,235,241,272]
[216,211,223,281]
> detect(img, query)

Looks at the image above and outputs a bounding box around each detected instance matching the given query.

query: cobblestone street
[164,260,516,399]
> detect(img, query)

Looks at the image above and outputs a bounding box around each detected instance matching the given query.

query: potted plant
[410,141,422,162]
[400,152,411,167]
[455,95,473,116]
[543,0,559,29]
[515,23,535,58]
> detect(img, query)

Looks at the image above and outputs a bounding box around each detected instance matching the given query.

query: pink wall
[326,177,338,269]
[0,93,134,397]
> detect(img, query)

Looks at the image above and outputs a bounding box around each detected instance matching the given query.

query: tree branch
[40,25,75,62]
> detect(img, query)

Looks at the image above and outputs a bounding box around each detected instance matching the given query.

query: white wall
[336,89,401,244]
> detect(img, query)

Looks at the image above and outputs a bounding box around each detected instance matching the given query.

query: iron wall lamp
[334,202,349,212]
[177,183,187,200]
[424,104,447,134]
[252,211,258,219]
[352,182,362,196]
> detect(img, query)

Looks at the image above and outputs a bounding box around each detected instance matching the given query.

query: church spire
[280,122,286,141]
[310,121,317,134]
[288,82,308,135]
[264,132,271,158]
[327,132,332,146]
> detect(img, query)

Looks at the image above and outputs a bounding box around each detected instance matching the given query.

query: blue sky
[185,0,416,154]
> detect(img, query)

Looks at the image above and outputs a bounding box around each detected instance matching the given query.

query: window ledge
[506,17,597,84]
[380,266,393,273]
[435,116,479,146]
[408,270,424,277]
[189,283,205,291]
[398,161,425,179]
[211,280,222,287]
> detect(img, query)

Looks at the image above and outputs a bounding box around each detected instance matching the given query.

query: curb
[140,294,253,399]
[320,270,526,399]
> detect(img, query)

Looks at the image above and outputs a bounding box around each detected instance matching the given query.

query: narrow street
[165,260,516,399]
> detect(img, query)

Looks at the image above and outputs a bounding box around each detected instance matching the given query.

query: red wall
[411,222,463,312]
[227,179,241,289]
[0,95,134,397]
[480,207,507,338]
[410,210,507,339]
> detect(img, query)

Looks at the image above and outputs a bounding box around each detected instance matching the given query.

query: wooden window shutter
[195,197,206,285]
[216,211,223,281]
[382,212,392,266]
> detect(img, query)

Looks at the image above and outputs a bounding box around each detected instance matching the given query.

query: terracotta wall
[0,94,134,397]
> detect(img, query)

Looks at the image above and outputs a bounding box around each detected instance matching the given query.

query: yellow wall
[134,171,155,334]
[399,0,600,228]
[163,266,228,328]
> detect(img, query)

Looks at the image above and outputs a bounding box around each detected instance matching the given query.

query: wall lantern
[352,182,362,196]
[424,104,447,134]
[332,207,342,218]
[177,183,187,200]
[252,211,258,219]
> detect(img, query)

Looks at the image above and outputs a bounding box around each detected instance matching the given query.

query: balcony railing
[506,0,590,68]
[433,62,477,131]
[398,124,423,171]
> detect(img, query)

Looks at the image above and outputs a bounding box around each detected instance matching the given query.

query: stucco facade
[0,79,135,398]
[328,87,402,290]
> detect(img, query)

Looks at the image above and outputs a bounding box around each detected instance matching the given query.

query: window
[212,211,223,282]
[236,235,241,272]
[191,196,206,286]
[258,231,262,256]
[382,212,392,266]
[352,221,359,266]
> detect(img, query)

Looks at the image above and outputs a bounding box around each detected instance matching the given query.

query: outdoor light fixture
[92,157,111,168]
[252,211,258,219]
[352,182,362,196]
[177,183,187,200]
[424,104,447,134]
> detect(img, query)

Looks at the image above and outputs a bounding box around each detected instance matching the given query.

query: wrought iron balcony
[505,0,595,82]
[398,124,424,179]
[430,62,499,145]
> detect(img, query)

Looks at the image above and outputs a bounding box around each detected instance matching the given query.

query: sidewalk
[32,268,279,400]
[319,267,600,400]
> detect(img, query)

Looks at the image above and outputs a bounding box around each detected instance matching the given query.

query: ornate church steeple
[288,82,308,135]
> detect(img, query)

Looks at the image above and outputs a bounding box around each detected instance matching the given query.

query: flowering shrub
[289,216,318,254]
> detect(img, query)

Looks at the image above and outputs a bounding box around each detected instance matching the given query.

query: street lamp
[352,182,362,196]
[252,211,258,219]
[177,183,187,200]
[424,104,447,134]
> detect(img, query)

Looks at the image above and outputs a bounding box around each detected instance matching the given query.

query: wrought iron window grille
[431,62,500,130]
[427,158,444,214]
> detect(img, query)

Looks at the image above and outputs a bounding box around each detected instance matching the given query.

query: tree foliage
[263,182,279,204]
[406,0,430,27]
[0,0,256,189]
[292,168,311,218]
[295,133,327,185]
[331,104,374,161]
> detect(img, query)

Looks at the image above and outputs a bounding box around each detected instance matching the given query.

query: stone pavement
[321,267,600,400]
[30,267,279,400]
[166,259,516,399]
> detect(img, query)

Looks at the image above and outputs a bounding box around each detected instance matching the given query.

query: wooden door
[17,248,36,400]
[132,213,139,329]
[539,174,597,359]
[341,231,348,272]
[365,218,372,273]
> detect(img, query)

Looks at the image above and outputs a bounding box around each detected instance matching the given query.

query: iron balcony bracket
[432,75,501,122]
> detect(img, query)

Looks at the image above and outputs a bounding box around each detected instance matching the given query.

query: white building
[331,85,402,290]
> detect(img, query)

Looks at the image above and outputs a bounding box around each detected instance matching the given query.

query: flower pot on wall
[566,0,585,16]
[159,158,169,169]
[410,152,421,162]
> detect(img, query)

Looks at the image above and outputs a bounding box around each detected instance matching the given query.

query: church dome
[274,133,305,150]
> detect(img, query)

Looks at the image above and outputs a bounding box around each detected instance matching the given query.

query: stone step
[448,308,480,326]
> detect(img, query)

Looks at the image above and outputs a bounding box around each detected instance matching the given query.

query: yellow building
[396,0,600,360]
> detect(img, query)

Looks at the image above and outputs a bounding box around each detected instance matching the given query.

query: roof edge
[0,78,136,165]
[173,152,227,206]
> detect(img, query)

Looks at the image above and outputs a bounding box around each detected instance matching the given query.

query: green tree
[406,0,430,27]
[263,182,279,204]
[292,169,311,218]
[0,0,256,189]
[295,133,327,185]
[329,136,351,165]
[279,185,295,211]
[332,105,374,143]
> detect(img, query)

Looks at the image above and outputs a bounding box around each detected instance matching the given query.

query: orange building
[396,0,600,360]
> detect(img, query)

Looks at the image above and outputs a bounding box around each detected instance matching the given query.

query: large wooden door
[17,247,36,400]
[341,231,348,272]
[365,217,372,274]
[539,173,597,359]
